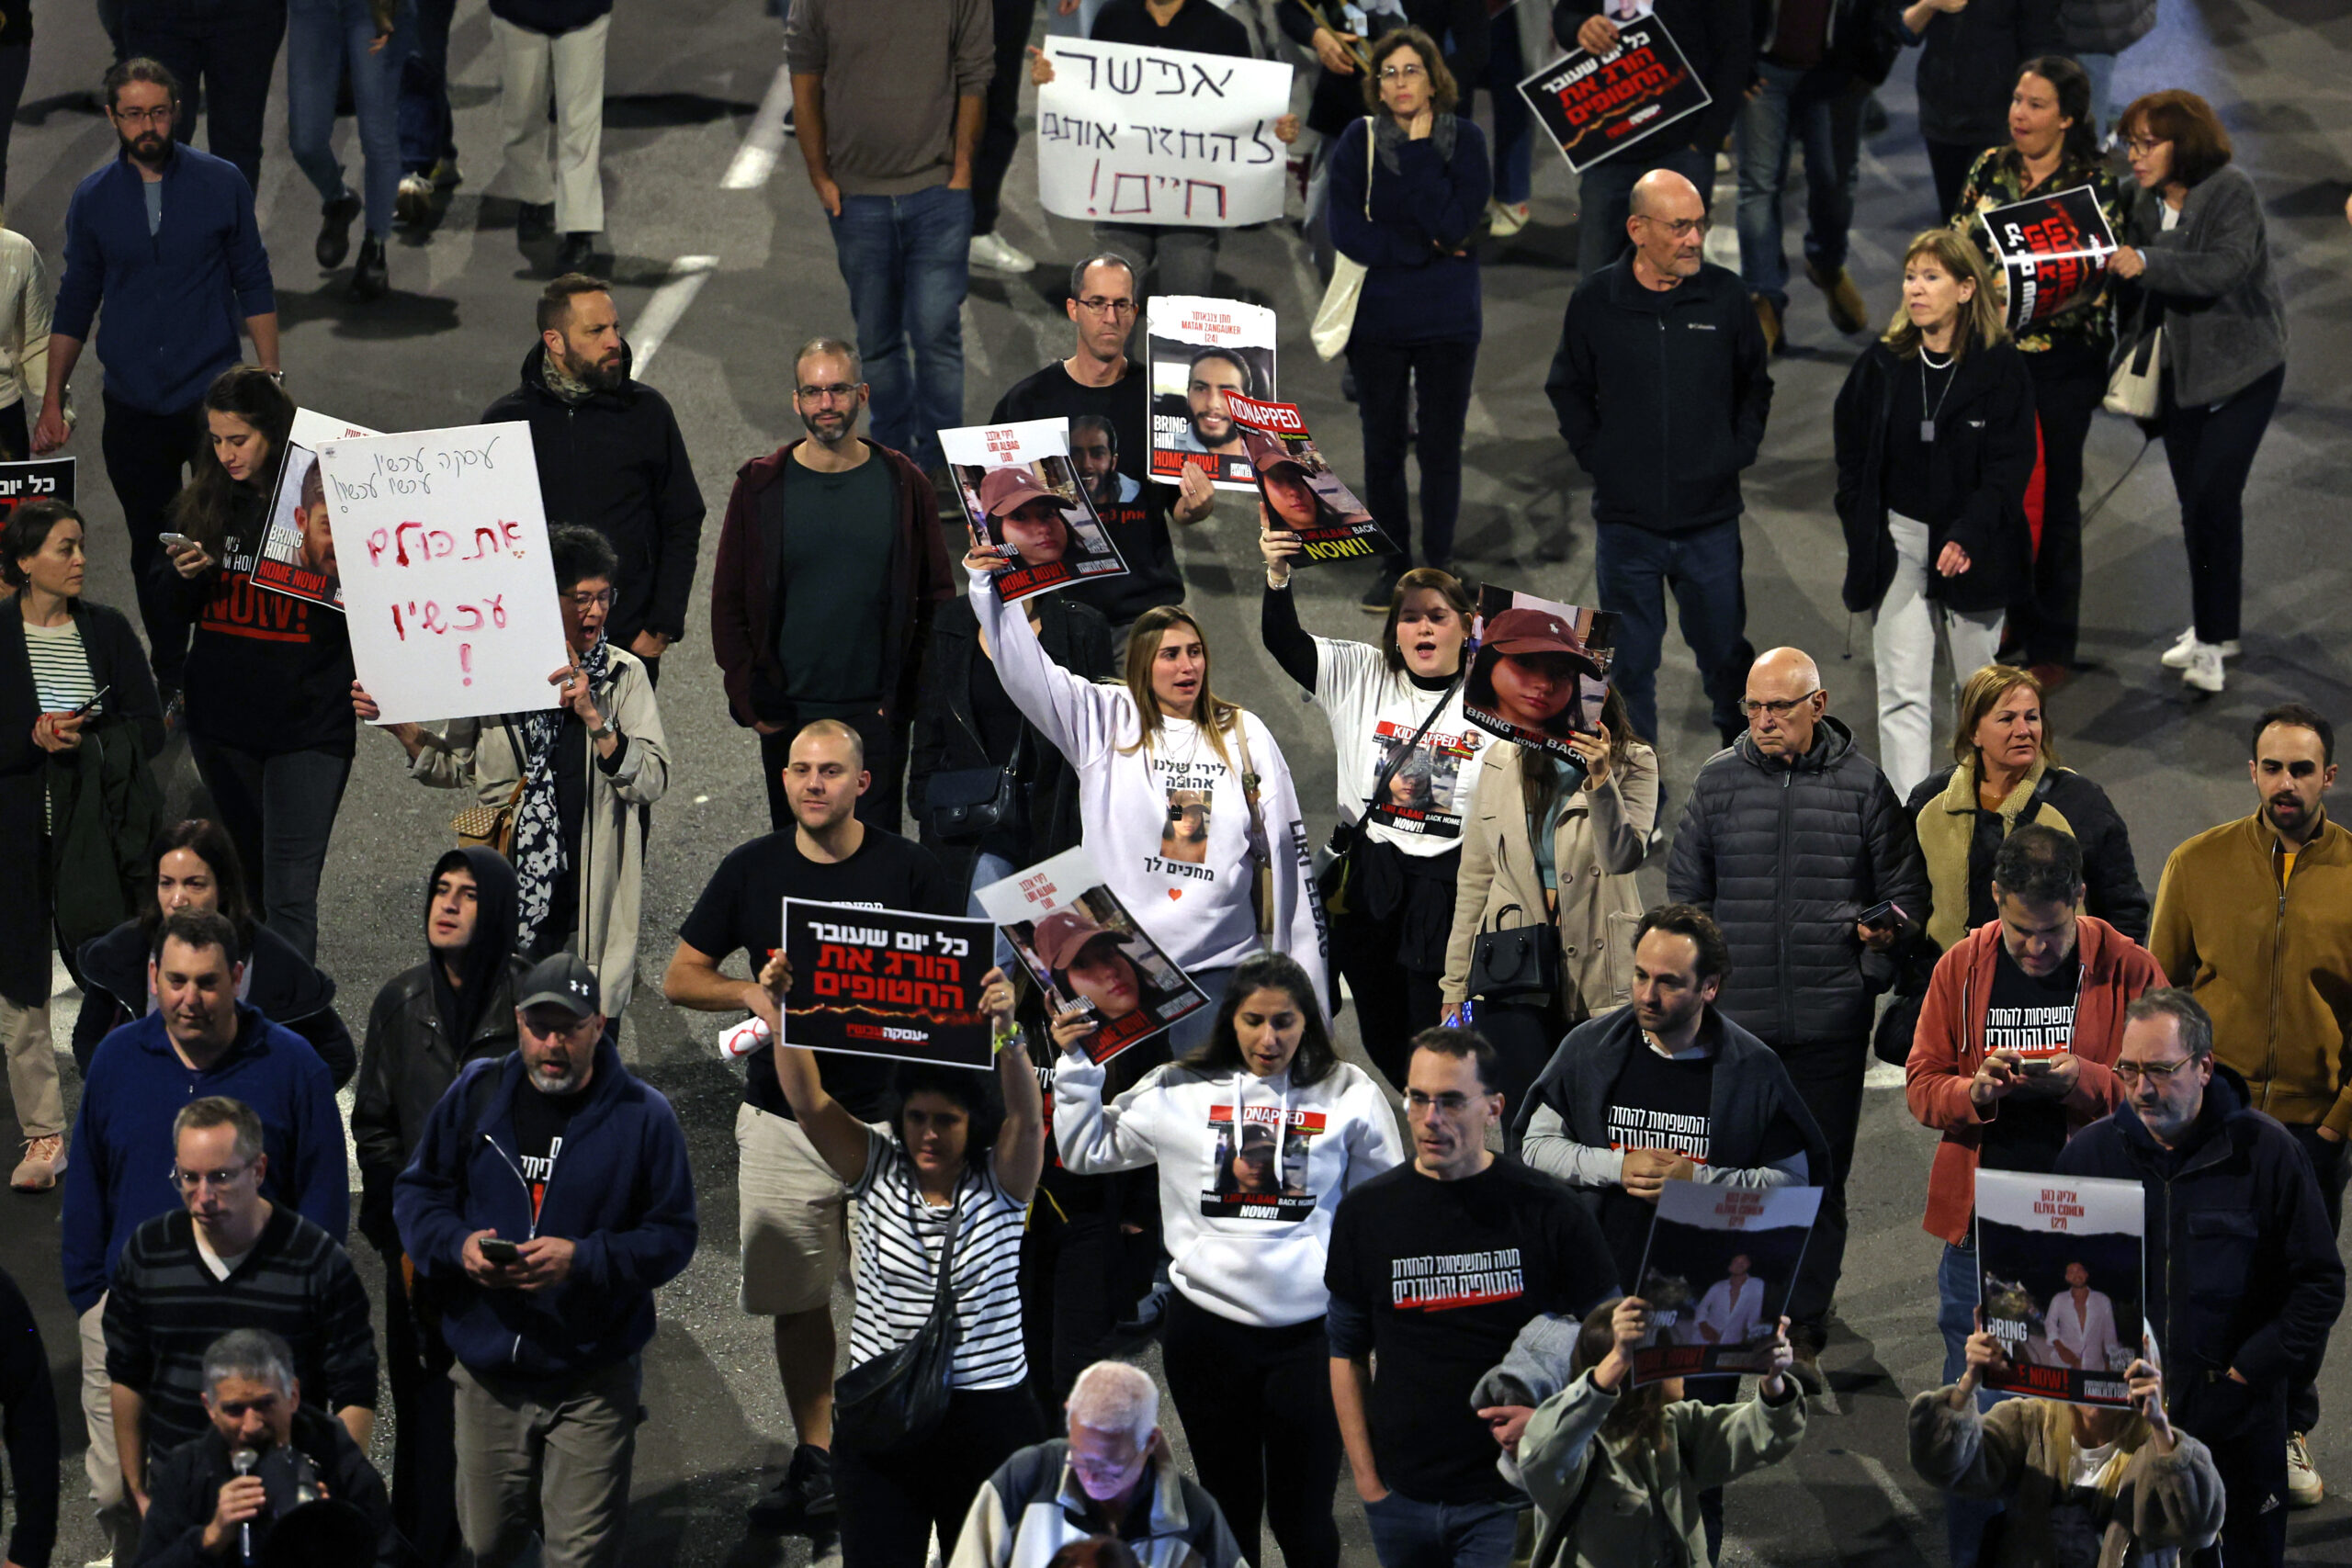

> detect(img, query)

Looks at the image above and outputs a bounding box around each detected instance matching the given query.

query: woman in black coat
[0,500,162,1189]
[1836,228,2038,806]
[1902,0,2064,219]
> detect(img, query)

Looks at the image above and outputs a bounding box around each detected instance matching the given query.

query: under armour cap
[518,953,601,1018]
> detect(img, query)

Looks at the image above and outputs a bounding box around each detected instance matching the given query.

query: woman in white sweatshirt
[966,544,1324,1043]
[1054,949,1405,1568]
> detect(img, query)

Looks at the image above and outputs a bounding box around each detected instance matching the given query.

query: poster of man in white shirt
[2045,1260,2128,1373]
[1693,1253,1768,1347]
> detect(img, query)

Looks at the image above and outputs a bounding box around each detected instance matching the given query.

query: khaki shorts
[736,1102,852,1316]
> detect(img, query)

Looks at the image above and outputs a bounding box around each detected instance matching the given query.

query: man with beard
[35,58,279,697]
[1182,347,1250,457]
[483,274,705,685]
[2149,702,2352,1508]
[713,336,954,831]
[1070,416,1139,508]
[395,953,696,1568]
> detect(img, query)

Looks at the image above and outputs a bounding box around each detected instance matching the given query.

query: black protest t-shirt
[511,1079,590,1224]
[1597,1043,1805,1282]
[1976,943,2082,1174]
[1325,1158,1618,1503]
[677,828,958,1121]
[990,360,1181,625]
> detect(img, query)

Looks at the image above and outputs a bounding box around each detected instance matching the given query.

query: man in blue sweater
[33,58,279,695]
[61,908,344,1566]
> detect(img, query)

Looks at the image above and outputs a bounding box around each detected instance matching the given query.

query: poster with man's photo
[1629,1183,1821,1384]
[779,898,999,1070]
[1463,584,1615,761]
[1222,391,1390,563]
[942,418,1129,604]
[1978,185,2119,333]
[976,846,1211,1066]
[0,457,74,523]
[1976,1168,2145,1408]
[1146,296,1276,491]
[1518,10,1711,175]
[253,410,383,611]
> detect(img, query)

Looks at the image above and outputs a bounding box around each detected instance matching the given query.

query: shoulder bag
[831,1194,963,1453]
[1466,898,1562,1003]
[450,720,529,857]
[1318,675,1461,918]
[2105,295,2163,419]
[925,716,1027,845]
[1232,716,1275,938]
[1309,118,1377,362]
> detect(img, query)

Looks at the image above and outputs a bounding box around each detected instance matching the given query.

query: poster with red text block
[1976,1169,2145,1408]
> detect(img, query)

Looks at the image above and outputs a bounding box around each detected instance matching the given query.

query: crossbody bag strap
[1352,673,1464,829]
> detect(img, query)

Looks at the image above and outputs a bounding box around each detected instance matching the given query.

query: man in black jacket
[1545,167,1771,747]
[1667,646,1927,1367]
[482,274,706,685]
[2055,990,2344,1568]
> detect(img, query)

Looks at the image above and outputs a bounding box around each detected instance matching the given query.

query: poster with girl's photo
[1462,583,1615,761]
[1976,1168,2146,1409]
[1628,1182,1821,1384]
[1222,391,1390,563]
[942,418,1129,604]
[252,409,381,610]
[1146,296,1277,492]
[976,846,1210,1065]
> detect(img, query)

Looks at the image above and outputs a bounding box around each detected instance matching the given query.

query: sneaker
[1487,198,1531,238]
[968,231,1036,273]
[2159,626,2241,668]
[315,191,363,269]
[1753,293,1783,355]
[349,234,390,301]
[428,156,464,190]
[1359,565,1403,614]
[781,103,797,137]
[555,231,597,274]
[2183,644,2225,694]
[517,201,557,242]
[2289,1432,2324,1507]
[11,1134,64,1190]
[750,1443,837,1531]
[394,171,434,228]
[1807,258,1869,334]
[161,687,186,738]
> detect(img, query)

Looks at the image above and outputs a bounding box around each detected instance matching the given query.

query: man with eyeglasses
[989,254,1217,637]
[482,273,706,687]
[1545,166,1771,750]
[2056,989,2344,1568]
[62,909,345,1564]
[103,1097,378,1529]
[1325,1027,1616,1568]
[396,951,697,1568]
[1667,646,1924,1382]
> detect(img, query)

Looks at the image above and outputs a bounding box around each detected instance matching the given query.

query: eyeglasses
[173,1163,255,1193]
[1639,215,1710,239]
[569,589,614,611]
[1740,692,1820,718]
[2123,137,2168,155]
[114,105,174,125]
[2114,1058,2196,1083]
[1075,297,1136,316]
[1405,1090,1479,1114]
[797,383,861,402]
[1377,62,1427,81]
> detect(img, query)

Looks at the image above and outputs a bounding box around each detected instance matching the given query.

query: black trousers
[1018,1183,1160,1411]
[1770,1035,1867,1332]
[381,1253,468,1568]
[100,392,208,688]
[1161,1294,1342,1568]
[2009,343,2108,666]
[2177,1376,2290,1568]
[121,0,288,195]
[1923,138,1981,225]
[2164,362,2284,646]
[759,705,909,835]
[2287,1121,2347,1436]
[1479,996,1570,1155]
[834,1385,1045,1566]
[1330,843,1459,1091]
[969,0,1035,238]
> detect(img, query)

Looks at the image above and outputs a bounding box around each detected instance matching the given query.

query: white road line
[1849,1450,1926,1528]
[631,256,721,378]
[722,62,797,192]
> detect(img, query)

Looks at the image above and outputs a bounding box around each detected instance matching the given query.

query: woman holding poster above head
[1054,949,1406,1568]
[158,367,355,964]
[962,537,1323,1046]
[1327,27,1489,612]
[354,524,668,1017]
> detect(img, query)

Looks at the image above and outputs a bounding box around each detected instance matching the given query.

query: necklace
[1918,348,1958,442]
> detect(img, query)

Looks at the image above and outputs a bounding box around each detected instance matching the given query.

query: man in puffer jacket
[1666,646,1927,1371]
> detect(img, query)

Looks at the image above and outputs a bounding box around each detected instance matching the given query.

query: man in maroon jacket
[711,336,955,832]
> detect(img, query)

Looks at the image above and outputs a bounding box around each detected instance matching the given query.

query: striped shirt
[103,1205,379,1460]
[847,1125,1028,1390]
[24,618,96,833]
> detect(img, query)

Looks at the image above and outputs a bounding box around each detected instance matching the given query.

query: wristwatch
[590,721,616,743]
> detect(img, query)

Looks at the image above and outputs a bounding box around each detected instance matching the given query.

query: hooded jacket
[392,1036,696,1382]
[1905,916,2166,1246]
[1905,756,2151,953]
[72,918,356,1084]
[353,847,526,1252]
[480,343,707,649]
[948,1437,1244,1568]
[1667,718,1929,1046]
[134,1404,397,1568]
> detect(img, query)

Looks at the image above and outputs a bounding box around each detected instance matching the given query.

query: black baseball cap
[518,953,600,1018]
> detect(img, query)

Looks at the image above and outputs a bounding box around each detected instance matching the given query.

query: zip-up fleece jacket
[2148,813,2352,1135]
[392,1036,696,1381]
[1054,1055,1405,1328]
[1905,917,2166,1246]
[1544,250,1772,536]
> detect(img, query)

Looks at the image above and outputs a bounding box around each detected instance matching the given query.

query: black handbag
[1320,677,1460,917]
[831,1199,962,1453]
[1467,902,1563,1003]
[925,718,1026,845]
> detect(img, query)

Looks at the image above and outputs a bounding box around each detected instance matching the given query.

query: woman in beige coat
[1441,682,1657,1109]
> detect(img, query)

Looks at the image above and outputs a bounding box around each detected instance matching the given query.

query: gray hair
[2125,988,2214,1061]
[174,1096,264,1165]
[1068,252,1138,306]
[202,1328,297,1399]
[1066,1360,1158,1445]
[793,335,862,388]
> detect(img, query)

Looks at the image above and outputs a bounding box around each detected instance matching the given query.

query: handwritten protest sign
[1978,186,2117,333]
[782,899,998,1070]
[1038,38,1295,228]
[316,423,568,727]
[1519,12,1711,175]
[254,410,380,612]
[1976,1169,2146,1408]
[0,457,73,523]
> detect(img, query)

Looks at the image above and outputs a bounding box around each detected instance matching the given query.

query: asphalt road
[4,0,2351,1562]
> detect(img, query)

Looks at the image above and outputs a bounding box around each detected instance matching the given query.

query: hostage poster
[780,899,998,1070]
[1630,1183,1821,1384]
[1464,584,1616,762]
[1147,295,1276,491]
[1223,391,1390,564]
[1976,1168,2145,1408]
[943,417,1130,604]
[1518,11,1711,175]
[976,846,1210,1066]
[1978,185,2118,333]
[253,409,382,611]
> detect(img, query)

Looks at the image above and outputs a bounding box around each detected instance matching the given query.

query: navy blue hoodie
[393,1036,695,1381]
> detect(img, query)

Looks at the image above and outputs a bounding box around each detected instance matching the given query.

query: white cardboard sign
[1037,37,1295,228]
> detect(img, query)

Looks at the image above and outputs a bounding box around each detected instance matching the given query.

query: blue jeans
[1735,60,1862,310]
[287,0,407,238]
[1577,143,1711,281]
[964,850,1021,976]
[397,0,458,174]
[1593,519,1753,745]
[1363,1493,1520,1568]
[1939,1237,2007,1568]
[1481,18,1533,207]
[829,184,974,473]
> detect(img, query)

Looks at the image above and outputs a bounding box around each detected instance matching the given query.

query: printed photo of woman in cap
[1025,907,1182,1027]
[1161,788,1212,863]
[1465,604,1606,739]
[978,465,1083,568]
[1244,430,1376,541]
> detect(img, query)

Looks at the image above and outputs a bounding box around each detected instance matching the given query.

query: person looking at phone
[394,951,696,1568]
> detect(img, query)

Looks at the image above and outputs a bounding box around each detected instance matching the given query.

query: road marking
[723,62,797,191]
[632,256,720,378]
[1849,1450,1925,1527]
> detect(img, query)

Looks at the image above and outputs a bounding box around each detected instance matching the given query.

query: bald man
[1667,646,1927,1379]
[1545,167,1772,749]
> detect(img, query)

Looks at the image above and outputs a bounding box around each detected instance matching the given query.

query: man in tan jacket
[2148,700,2350,1506]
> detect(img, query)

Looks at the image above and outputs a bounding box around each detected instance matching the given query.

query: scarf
[539,349,598,405]
[424,845,520,1048]
[511,635,611,952]
[1373,110,1458,176]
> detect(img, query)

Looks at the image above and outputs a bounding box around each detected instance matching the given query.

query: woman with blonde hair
[1834,228,2039,801]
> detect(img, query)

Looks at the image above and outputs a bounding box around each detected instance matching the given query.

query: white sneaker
[2160,627,2242,668]
[2183,644,2226,694]
[1487,198,1531,237]
[2289,1431,2324,1507]
[968,232,1035,273]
